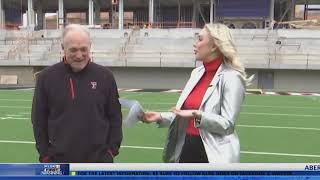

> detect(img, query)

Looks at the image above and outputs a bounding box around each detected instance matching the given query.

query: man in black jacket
[32,24,122,163]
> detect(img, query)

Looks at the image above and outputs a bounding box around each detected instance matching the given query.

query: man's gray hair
[62,24,91,44]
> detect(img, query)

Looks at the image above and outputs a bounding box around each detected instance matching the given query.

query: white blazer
[158,63,246,163]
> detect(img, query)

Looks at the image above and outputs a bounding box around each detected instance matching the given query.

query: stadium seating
[0,28,319,70]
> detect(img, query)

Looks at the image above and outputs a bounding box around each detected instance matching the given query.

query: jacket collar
[176,63,228,109]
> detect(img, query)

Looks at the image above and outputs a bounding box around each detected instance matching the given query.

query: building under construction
[0,0,319,30]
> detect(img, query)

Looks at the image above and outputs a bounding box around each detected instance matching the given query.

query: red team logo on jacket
[91,82,97,89]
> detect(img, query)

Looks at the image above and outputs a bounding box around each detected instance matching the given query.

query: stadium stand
[0,28,320,70]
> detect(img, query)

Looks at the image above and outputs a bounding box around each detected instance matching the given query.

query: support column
[118,0,123,29]
[192,0,199,28]
[109,8,113,27]
[58,0,64,29]
[149,0,154,26]
[210,0,213,24]
[86,11,89,24]
[95,1,101,25]
[36,1,44,30]
[290,0,296,21]
[178,0,181,25]
[89,0,94,25]
[27,0,35,29]
[270,0,275,22]
[0,0,3,29]
[36,10,44,30]
[304,0,308,20]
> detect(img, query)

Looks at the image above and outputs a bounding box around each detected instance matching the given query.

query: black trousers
[179,134,208,163]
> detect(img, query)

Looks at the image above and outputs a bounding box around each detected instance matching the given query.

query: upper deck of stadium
[1,0,320,30]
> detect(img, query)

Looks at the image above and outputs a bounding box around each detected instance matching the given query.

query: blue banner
[0,164,69,176]
[72,171,320,176]
[0,176,319,180]
[0,164,319,179]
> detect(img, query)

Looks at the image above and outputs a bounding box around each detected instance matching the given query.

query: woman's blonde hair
[204,23,253,85]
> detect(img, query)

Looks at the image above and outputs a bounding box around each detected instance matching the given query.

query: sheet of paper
[119,98,144,128]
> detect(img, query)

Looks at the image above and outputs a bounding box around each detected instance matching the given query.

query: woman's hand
[171,107,200,119]
[139,112,161,123]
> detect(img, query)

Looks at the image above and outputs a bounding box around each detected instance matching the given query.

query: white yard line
[240,151,320,158]
[0,106,31,109]
[0,140,319,158]
[120,93,145,99]
[238,124,320,131]
[0,89,34,91]
[122,145,163,150]
[241,112,320,118]
[0,140,35,144]
[19,112,31,115]
[0,117,29,120]
[0,98,319,110]
[0,99,32,102]
[6,114,24,117]
[0,105,319,118]
[243,104,320,109]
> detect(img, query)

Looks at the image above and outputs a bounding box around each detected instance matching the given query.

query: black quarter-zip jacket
[32,62,122,163]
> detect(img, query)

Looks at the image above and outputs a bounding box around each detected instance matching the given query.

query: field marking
[0,99,32,102]
[0,140,320,158]
[122,145,163,150]
[1,106,320,118]
[147,111,320,118]
[0,106,31,109]
[240,151,320,158]
[0,140,35,144]
[123,89,143,92]
[0,98,319,110]
[142,103,320,108]
[241,112,320,117]
[138,102,320,108]
[0,113,318,132]
[121,93,145,99]
[0,89,34,92]
[243,104,320,109]
[6,114,24,117]
[0,117,29,120]
[238,124,320,131]
[1,101,319,111]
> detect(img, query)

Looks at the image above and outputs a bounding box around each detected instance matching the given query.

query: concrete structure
[2,0,318,30]
[1,1,320,92]
[1,28,320,92]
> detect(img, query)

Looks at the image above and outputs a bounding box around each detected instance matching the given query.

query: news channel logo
[40,164,63,175]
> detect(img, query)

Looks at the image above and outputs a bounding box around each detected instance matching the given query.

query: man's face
[63,30,91,72]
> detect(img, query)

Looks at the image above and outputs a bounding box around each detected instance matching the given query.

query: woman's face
[193,28,215,61]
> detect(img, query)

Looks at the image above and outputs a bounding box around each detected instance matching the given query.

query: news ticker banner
[0,163,319,176]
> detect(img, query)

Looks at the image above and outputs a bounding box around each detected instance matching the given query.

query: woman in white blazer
[141,23,251,163]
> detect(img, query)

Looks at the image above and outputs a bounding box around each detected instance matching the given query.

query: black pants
[179,134,208,163]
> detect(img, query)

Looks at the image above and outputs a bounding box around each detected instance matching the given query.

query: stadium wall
[0,66,319,93]
[109,67,192,90]
[0,66,35,87]
[273,70,320,92]
[107,68,320,93]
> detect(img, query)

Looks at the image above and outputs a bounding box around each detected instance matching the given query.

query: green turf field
[0,89,319,163]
